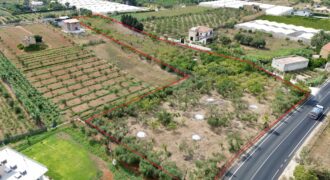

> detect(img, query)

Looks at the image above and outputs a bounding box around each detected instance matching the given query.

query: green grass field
[259,15,330,31]
[22,132,100,180]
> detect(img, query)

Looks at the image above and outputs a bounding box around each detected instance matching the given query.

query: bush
[34,35,43,43]
[234,32,266,48]
[24,44,47,52]
[207,116,229,127]
[157,111,173,126]
[17,44,24,50]
[294,165,318,180]
[121,14,144,31]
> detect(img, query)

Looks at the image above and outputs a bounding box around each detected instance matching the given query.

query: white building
[58,0,148,14]
[62,19,85,34]
[199,0,293,16]
[272,56,309,72]
[189,26,214,44]
[0,147,48,180]
[235,20,320,44]
[30,1,44,7]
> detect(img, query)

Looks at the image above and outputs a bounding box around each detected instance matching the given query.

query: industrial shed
[271,56,309,72]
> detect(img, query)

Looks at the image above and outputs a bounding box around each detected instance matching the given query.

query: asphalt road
[224,80,330,180]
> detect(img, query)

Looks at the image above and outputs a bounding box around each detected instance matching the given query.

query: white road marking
[288,120,320,157]
[227,97,311,180]
[249,111,313,180]
[271,169,280,180]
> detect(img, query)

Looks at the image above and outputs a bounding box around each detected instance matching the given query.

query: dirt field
[0,24,73,56]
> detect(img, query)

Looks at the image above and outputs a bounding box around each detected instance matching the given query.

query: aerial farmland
[0,0,329,180]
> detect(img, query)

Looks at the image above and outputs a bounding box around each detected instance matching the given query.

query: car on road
[309,104,324,119]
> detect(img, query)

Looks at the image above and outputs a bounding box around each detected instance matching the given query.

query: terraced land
[0,82,37,139]
[17,46,155,119]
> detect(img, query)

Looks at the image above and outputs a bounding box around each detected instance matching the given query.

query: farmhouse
[271,56,309,72]
[22,36,36,46]
[189,26,214,44]
[235,20,319,44]
[320,42,330,59]
[0,147,48,180]
[62,19,84,34]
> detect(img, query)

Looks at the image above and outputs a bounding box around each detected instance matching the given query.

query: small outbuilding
[271,56,309,72]
[189,26,214,44]
[62,19,84,34]
[320,42,330,59]
[22,36,37,46]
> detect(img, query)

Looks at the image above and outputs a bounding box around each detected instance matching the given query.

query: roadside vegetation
[294,117,330,180]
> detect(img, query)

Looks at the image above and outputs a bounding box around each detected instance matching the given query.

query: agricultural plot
[142,8,253,38]
[17,46,155,120]
[111,6,212,20]
[79,16,306,179]
[0,24,73,56]
[0,81,37,140]
[0,10,76,25]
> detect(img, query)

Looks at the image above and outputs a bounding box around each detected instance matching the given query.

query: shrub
[17,44,24,50]
[121,14,144,31]
[157,110,173,126]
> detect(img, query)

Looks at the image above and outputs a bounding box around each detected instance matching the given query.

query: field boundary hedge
[77,15,310,180]
[0,127,47,145]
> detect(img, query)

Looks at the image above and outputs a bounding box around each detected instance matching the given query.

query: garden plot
[17,46,155,120]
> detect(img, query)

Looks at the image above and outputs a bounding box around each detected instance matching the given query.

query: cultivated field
[0,10,76,25]
[142,8,253,38]
[111,6,212,20]
[22,46,154,119]
[0,81,37,140]
[0,23,168,121]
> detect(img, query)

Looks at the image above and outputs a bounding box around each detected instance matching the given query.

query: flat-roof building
[272,56,309,72]
[0,147,48,180]
[62,19,84,34]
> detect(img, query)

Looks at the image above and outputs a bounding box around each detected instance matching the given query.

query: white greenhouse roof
[235,20,320,43]
[199,0,293,16]
[58,0,148,14]
[0,147,48,180]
